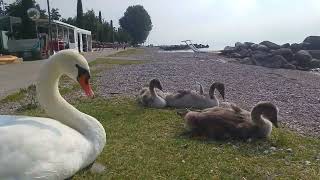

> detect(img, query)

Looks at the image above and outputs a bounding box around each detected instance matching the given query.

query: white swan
[0,50,106,180]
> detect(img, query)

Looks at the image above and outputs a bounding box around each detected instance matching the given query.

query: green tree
[76,0,83,28]
[82,10,98,39]
[51,8,61,20]
[110,20,114,43]
[117,27,131,43]
[61,9,131,43]
[35,4,47,19]
[61,17,76,26]
[96,22,103,41]
[5,0,46,39]
[97,11,103,41]
[98,11,102,23]
[119,5,152,45]
[101,22,108,42]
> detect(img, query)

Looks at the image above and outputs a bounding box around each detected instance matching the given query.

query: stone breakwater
[220,36,320,71]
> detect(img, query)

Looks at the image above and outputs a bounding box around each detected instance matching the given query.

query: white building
[0,16,92,59]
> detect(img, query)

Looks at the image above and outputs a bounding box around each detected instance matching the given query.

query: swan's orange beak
[78,74,94,98]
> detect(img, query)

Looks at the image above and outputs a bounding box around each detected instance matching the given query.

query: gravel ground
[97,48,320,137]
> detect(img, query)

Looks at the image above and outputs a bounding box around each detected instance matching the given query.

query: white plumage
[0,50,106,180]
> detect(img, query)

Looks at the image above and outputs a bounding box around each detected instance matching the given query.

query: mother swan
[0,50,106,179]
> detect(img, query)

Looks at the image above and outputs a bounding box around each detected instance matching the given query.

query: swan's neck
[37,61,106,158]
[251,112,272,136]
[209,95,219,106]
[251,111,266,126]
[149,86,156,96]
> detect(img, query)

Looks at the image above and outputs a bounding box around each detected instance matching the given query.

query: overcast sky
[4,0,320,49]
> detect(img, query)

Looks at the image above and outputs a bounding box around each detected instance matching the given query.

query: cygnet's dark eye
[76,64,90,83]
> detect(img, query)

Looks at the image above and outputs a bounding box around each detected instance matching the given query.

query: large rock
[307,50,320,59]
[303,36,320,50]
[301,42,312,50]
[282,63,296,70]
[221,46,236,54]
[260,41,281,50]
[310,59,320,68]
[250,43,259,50]
[293,50,313,66]
[238,49,251,58]
[281,43,291,48]
[254,55,288,68]
[257,44,270,52]
[251,51,272,66]
[235,42,246,50]
[244,42,255,48]
[291,43,303,52]
[296,66,310,71]
[230,52,242,58]
[272,48,294,61]
[252,50,271,59]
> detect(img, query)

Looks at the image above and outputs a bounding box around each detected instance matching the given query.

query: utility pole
[47,0,53,55]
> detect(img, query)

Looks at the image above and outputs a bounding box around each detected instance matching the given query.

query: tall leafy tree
[98,11,102,23]
[35,4,47,19]
[82,10,98,39]
[5,0,46,39]
[100,22,110,42]
[61,17,76,26]
[97,11,103,41]
[119,5,152,45]
[61,8,131,43]
[51,8,61,20]
[76,0,83,28]
[110,20,114,43]
[96,22,103,41]
[117,27,131,43]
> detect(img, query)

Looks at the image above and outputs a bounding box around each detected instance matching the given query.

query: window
[69,29,75,43]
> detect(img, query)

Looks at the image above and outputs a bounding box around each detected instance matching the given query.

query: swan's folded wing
[197,109,248,137]
[201,109,246,127]
[0,115,91,180]
[175,90,192,98]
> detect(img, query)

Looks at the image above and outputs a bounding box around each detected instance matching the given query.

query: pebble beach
[97,48,320,137]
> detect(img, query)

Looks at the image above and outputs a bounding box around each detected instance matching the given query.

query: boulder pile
[220,36,320,70]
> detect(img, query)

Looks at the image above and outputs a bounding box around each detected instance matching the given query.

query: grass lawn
[20,97,320,179]
[1,49,320,179]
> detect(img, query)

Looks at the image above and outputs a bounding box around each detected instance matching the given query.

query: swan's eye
[76,64,90,82]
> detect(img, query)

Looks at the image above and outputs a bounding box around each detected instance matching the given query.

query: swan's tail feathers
[175,90,191,99]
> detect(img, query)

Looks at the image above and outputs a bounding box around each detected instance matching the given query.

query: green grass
[1,56,320,179]
[108,48,144,57]
[20,97,320,179]
[0,88,27,103]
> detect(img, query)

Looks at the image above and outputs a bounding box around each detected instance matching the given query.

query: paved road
[0,49,120,99]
